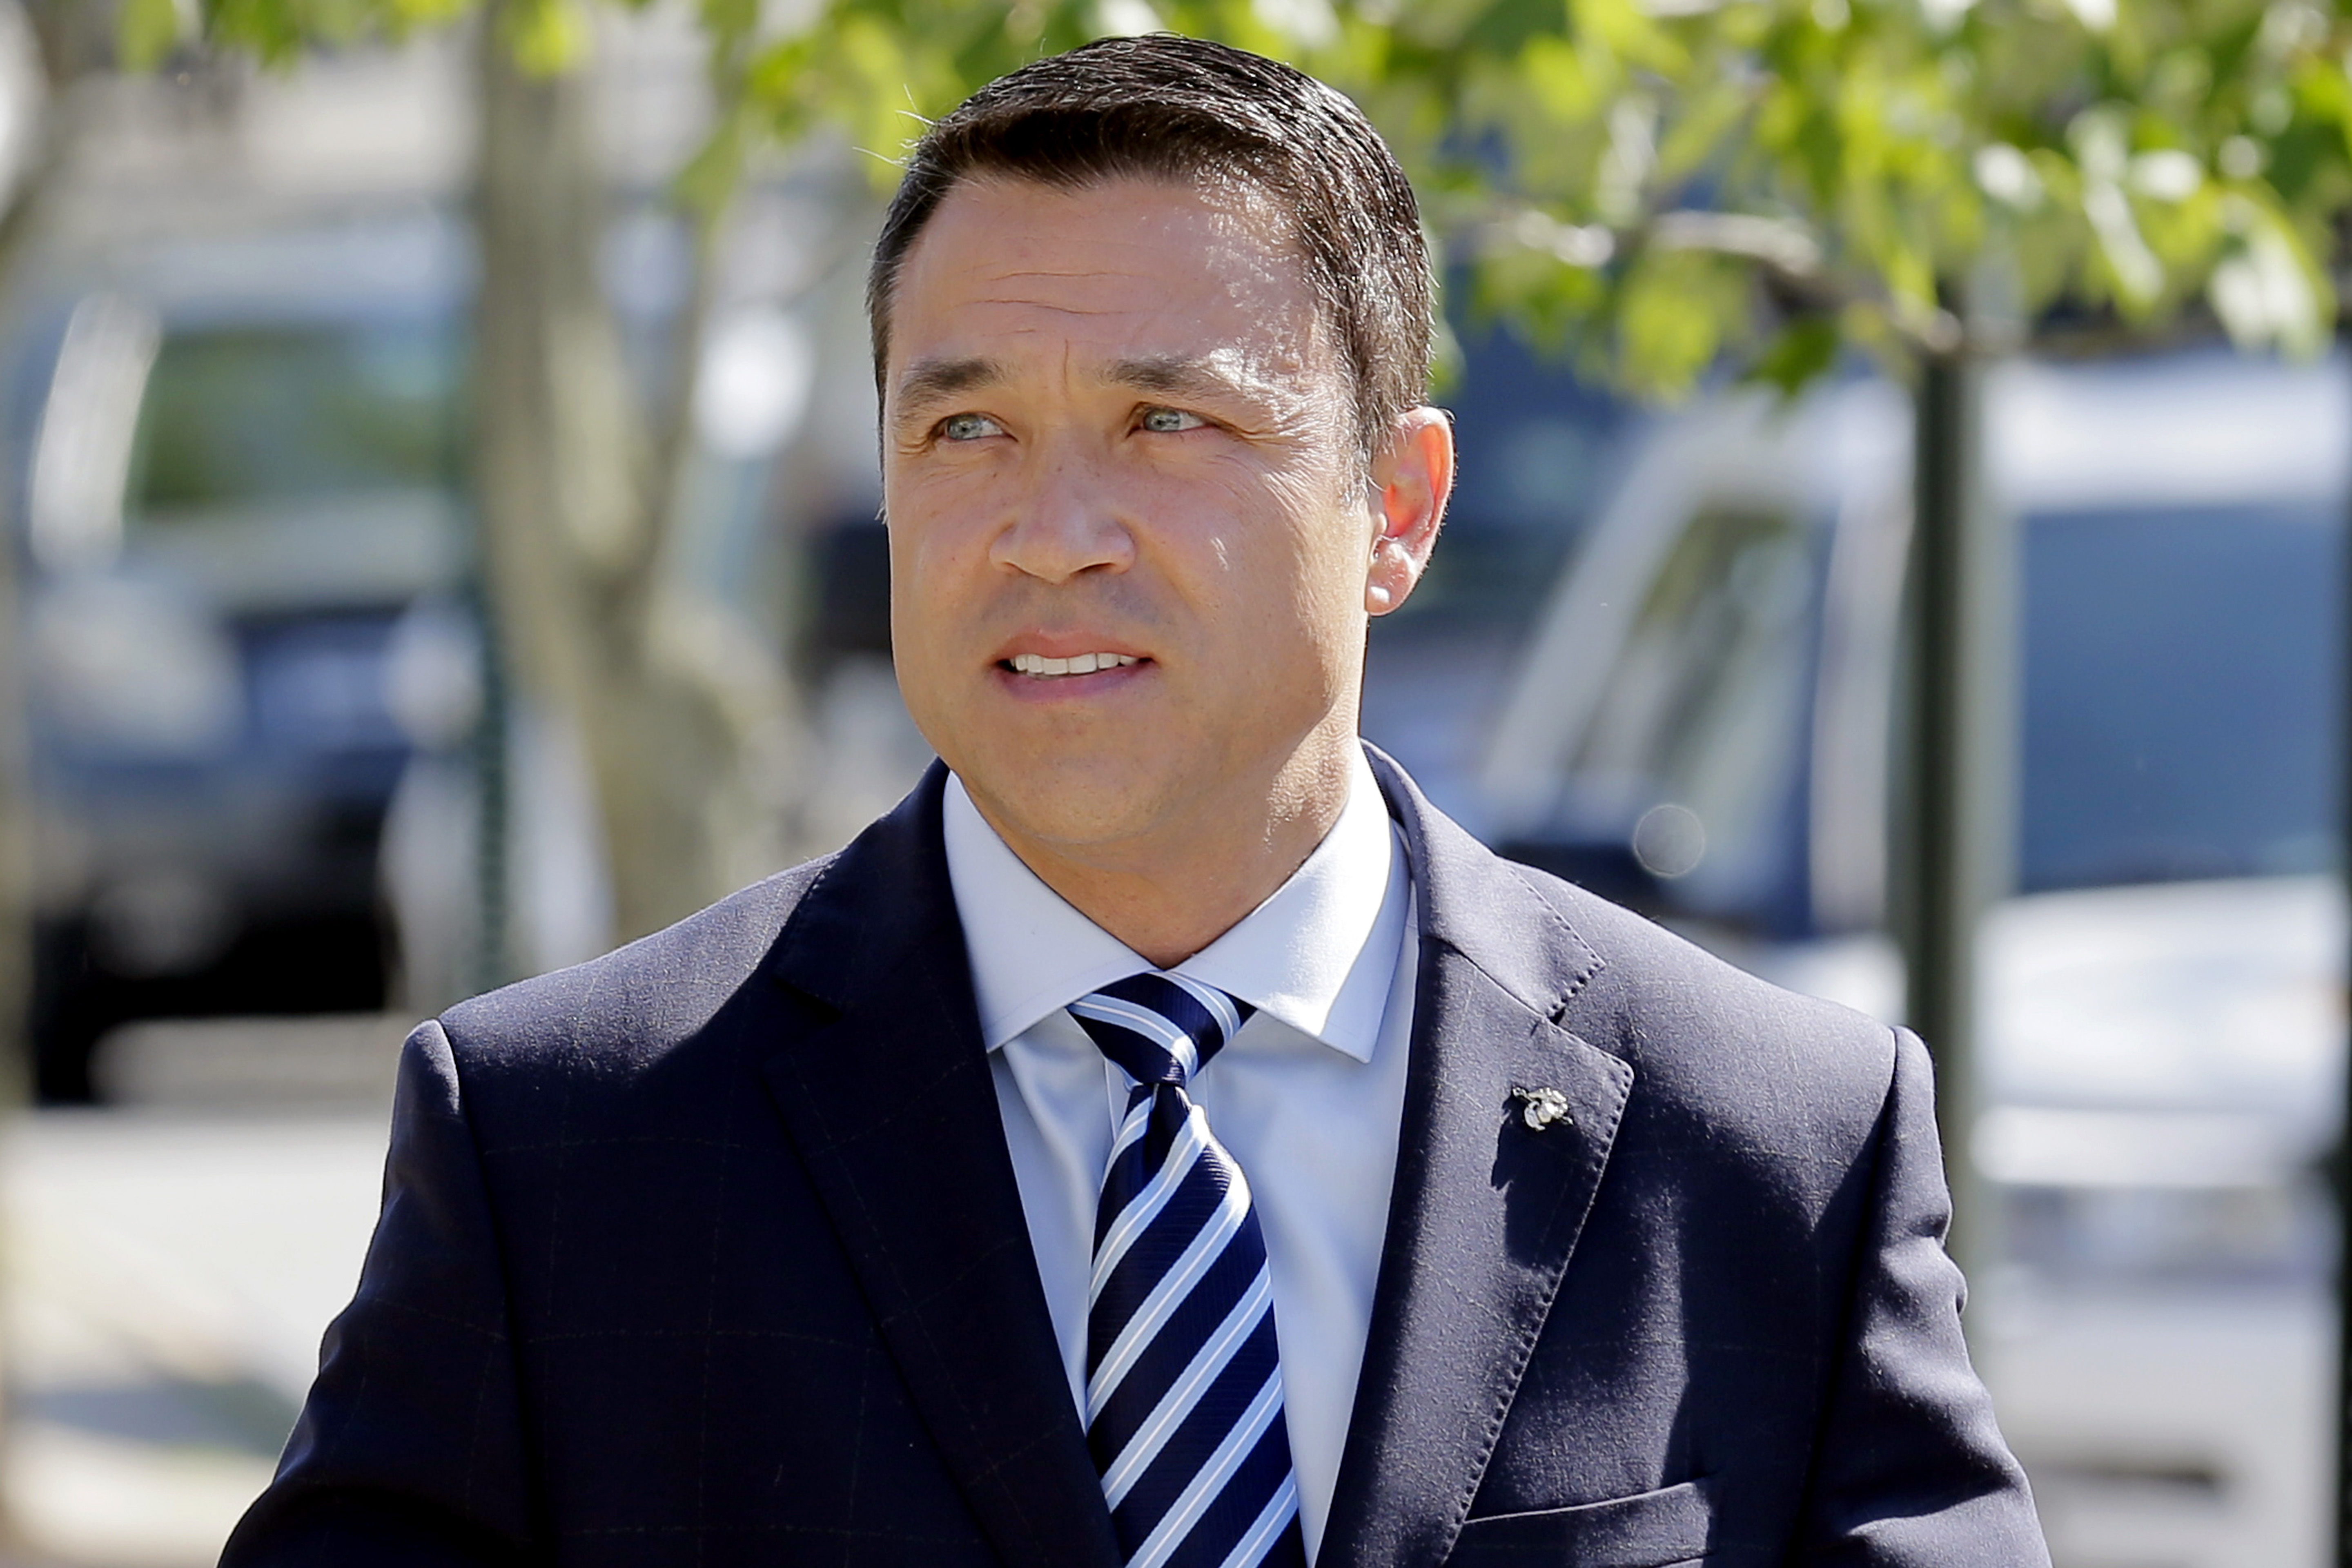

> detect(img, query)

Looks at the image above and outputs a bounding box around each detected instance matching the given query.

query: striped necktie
[1067,973,1308,1568]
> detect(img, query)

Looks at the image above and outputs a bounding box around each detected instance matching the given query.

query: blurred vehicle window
[130,322,461,518]
[1492,475,2348,944]
[2022,500,2341,893]
[1558,505,1818,922]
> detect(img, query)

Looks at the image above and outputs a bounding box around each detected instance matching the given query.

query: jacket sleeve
[220,1020,540,1567]
[1792,1027,2051,1566]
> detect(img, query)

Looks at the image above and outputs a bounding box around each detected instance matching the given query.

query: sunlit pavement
[1978,1281,2332,1568]
[0,1020,400,1568]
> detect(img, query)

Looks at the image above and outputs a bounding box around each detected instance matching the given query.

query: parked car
[1452,346,2345,1568]
[16,212,471,1100]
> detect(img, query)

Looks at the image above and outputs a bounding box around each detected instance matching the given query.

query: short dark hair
[867,35,1433,456]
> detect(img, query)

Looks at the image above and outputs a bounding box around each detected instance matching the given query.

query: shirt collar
[942,744,1405,1063]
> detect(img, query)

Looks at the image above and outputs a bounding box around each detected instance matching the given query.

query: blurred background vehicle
[1452,347,2345,1567]
[18,215,469,1103]
[7,16,851,1104]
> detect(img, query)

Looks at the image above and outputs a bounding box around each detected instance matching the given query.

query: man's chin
[954,754,1193,858]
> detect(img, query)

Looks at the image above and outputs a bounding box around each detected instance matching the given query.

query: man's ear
[1365,407,1454,616]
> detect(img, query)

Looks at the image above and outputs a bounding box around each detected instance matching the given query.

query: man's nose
[989,450,1136,584]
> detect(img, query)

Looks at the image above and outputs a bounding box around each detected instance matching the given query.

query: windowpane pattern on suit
[1068,973,1307,1568]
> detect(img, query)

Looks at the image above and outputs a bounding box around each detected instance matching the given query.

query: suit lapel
[760,764,1121,1568]
[1319,752,1634,1568]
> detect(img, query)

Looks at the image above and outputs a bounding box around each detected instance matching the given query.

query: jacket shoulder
[1504,857,1902,1152]
[436,853,839,1082]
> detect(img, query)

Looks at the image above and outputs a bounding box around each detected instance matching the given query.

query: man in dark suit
[226,35,2048,1568]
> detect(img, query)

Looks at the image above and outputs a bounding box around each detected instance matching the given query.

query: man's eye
[940,413,1003,442]
[1139,407,1206,434]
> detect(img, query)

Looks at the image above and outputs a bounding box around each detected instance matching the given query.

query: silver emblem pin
[1510,1086,1572,1131]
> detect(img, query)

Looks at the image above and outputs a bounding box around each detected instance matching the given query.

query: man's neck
[961,738,1359,969]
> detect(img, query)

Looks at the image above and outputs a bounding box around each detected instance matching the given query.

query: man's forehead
[884,173,1327,377]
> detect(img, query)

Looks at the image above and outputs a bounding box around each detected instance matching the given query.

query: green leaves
[163,0,2352,397]
[1412,0,2352,392]
[498,0,595,74]
[118,0,186,71]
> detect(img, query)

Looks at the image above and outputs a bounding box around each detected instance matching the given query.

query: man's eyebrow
[1098,355,1256,404]
[893,356,1007,413]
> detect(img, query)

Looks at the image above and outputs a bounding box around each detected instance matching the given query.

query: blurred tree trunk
[473,6,792,956]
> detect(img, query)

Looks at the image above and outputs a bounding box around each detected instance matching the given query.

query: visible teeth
[1010,652,1138,677]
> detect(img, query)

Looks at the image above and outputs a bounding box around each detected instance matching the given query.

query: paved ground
[1978,1278,2332,1568]
[0,1018,400,1568]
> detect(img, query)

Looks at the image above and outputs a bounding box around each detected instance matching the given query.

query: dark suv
[19,217,468,1100]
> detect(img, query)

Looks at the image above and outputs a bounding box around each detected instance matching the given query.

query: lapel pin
[1510,1086,1572,1131]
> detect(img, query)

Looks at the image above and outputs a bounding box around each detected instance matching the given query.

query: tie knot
[1067,972,1253,1088]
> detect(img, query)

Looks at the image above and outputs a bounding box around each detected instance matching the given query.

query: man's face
[882,174,1429,859]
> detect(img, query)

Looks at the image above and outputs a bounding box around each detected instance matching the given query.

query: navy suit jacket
[225,753,2047,1567]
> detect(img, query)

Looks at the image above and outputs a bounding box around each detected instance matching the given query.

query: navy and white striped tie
[1067,973,1308,1568]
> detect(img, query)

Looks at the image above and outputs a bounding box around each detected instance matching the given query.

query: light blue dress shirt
[941,745,1417,1564]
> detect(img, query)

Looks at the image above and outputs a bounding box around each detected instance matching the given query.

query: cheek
[1256,475,1374,623]
[1194,506,1368,680]
[888,479,995,607]
[884,520,964,677]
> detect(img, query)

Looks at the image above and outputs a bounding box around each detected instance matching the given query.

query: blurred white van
[1474,349,2347,1568]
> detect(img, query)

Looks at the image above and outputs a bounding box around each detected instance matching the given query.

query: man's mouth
[1003,652,1144,678]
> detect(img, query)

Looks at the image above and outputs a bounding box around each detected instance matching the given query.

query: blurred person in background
[225,36,2045,1567]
